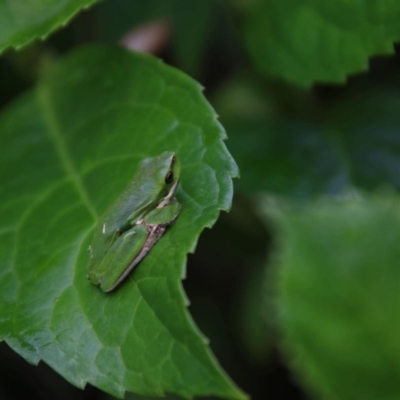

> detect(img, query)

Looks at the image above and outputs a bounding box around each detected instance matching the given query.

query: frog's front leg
[89,224,149,292]
[118,198,181,283]
[143,197,181,226]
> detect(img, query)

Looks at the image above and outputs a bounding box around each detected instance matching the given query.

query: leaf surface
[0,44,245,400]
[226,91,400,198]
[244,0,400,86]
[0,0,98,53]
[268,198,400,400]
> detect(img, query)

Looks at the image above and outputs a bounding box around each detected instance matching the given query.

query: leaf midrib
[37,83,98,221]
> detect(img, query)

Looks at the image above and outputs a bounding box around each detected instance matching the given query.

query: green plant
[1,1,400,399]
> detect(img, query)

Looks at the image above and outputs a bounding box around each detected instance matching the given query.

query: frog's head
[161,151,180,192]
[142,151,181,205]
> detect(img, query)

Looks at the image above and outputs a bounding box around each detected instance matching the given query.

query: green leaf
[237,263,272,364]
[0,44,246,400]
[0,0,98,53]
[226,90,400,198]
[269,197,400,400]
[243,0,400,86]
[95,0,217,76]
[168,0,216,75]
[227,118,338,198]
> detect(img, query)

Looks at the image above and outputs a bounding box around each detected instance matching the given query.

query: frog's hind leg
[100,224,148,292]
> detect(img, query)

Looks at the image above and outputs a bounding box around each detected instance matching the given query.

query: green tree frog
[87,151,181,292]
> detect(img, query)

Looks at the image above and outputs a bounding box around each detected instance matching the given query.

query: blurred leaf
[266,196,400,400]
[227,118,346,198]
[96,0,217,76]
[243,0,400,86]
[212,73,274,121]
[125,392,181,400]
[0,0,98,53]
[0,44,246,400]
[226,90,400,198]
[237,263,272,363]
[169,0,216,75]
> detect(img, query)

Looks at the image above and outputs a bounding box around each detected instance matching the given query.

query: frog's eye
[165,171,174,184]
